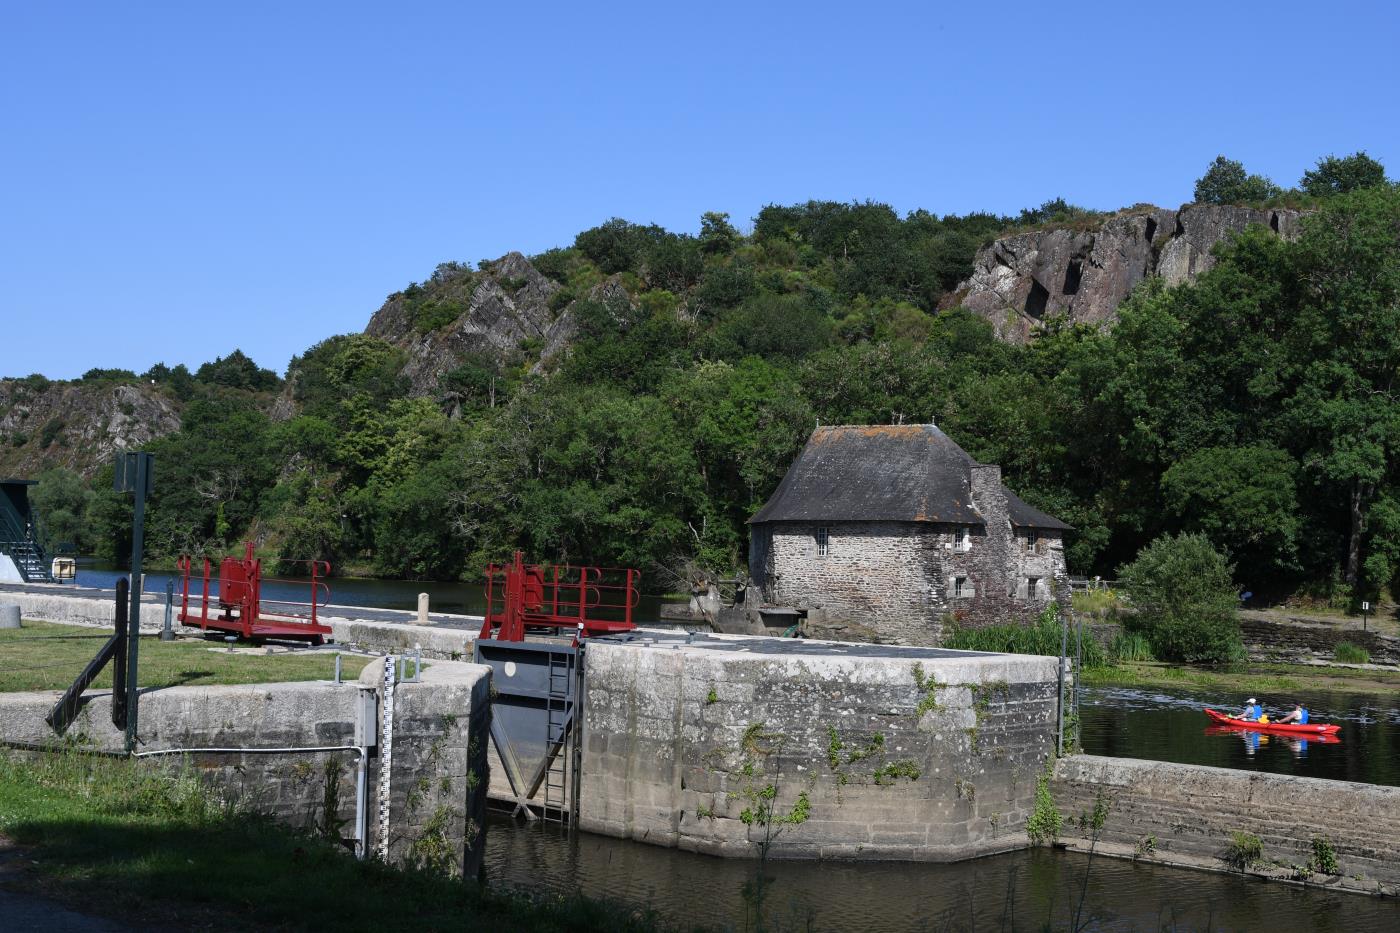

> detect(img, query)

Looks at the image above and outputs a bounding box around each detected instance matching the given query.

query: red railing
[478,551,639,642]
[177,542,332,642]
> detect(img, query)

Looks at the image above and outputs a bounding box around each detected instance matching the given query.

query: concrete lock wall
[578,637,1060,860]
[0,664,491,878]
[1052,755,1400,894]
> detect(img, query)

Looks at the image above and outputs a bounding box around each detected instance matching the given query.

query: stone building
[747,424,1070,646]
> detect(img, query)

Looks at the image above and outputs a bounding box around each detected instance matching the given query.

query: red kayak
[1204,708,1340,736]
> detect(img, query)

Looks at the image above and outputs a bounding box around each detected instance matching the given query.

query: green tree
[1193,155,1280,204]
[194,350,281,391]
[29,469,93,553]
[1300,151,1388,197]
[1161,446,1299,579]
[1120,533,1243,663]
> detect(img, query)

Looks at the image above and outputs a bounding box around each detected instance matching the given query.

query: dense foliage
[66,157,1400,605]
[1120,533,1243,663]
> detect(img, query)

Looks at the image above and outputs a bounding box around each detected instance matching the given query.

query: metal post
[1057,606,1068,757]
[161,578,175,641]
[124,453,151,753]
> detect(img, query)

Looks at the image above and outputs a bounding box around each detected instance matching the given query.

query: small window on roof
[816,526,830,558]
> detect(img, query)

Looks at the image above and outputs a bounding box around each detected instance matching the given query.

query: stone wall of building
[1052,755,1400,895]
[578,635,1060,861]
[751,466,1069,645]
[759,520,945,644]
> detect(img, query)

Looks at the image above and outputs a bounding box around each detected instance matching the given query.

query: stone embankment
[579,634,1060,861]
[1239,615,1400,666]
[1053,755,1400,896]
[0,650,491,877]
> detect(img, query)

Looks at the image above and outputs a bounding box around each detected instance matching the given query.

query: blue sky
[3,1,1397,380]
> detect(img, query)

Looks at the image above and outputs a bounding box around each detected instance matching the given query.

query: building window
[1025,576,1040,599]
[1023,529,1042,554]
[954,576,970,598]
[816,526,830,557]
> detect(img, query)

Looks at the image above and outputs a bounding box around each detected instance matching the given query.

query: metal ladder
[541,650,574,823]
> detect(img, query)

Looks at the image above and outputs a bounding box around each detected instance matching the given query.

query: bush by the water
[1120,533,1243,664]
[1334,641,1371,665]
[945,605,1107,668]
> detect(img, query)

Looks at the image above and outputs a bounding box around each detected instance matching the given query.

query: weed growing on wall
[1026,767,1062,845]
[1224,831,1264,871]
[1310,835,1339,875]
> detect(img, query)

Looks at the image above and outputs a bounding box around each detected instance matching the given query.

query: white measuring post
[377,654,397,862]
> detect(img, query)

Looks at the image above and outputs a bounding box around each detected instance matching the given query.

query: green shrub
[1309,835,1339,875]
[945,604,1107,669]
[1334,641,1370,665]
[1224,831,1263,870]
[1120,533,1244,663]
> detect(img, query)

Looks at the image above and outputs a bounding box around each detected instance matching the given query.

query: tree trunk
[1346,480,1368,586]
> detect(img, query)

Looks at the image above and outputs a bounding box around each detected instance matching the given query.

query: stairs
[0,490,53,583]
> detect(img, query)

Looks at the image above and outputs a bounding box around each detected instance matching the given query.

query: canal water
[72,558,669,619]
[1079,683,1400,787]
[484,817,1400,932]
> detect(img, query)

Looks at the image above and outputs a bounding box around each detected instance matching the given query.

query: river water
[1079,683,1400,787]
[484,816,1400,932]
[72,558,669,619]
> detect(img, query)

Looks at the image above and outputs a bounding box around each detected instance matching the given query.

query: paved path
[0,887,134,932]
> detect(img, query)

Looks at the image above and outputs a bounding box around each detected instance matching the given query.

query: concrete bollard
[0,604,20,629]
[417,592,429,625]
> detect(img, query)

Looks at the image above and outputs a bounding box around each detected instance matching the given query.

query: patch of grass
[1109,630,1155,662]
[1071,588,1124,618]
[1333,641,1371,665]
[1026,767,1062,845]
[0,621,367,692]
[0,749,672,932]
[945,605,1107,669]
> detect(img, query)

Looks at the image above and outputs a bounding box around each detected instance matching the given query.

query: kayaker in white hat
[1240,698,1261,721]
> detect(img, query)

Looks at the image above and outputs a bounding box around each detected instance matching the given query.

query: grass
[1081,658,1400,694]
[0,621,367,693]
[1070,588,1125,618]
[0,749,672,932]
[1333,641,1371,665]
[945,612,1108,668]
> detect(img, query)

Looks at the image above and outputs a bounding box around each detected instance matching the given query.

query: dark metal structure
[0,478,54,582]
[474,553,638,822]
[176,541,333,643]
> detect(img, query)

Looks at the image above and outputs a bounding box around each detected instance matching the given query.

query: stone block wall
[1052,755,1400,893]
[1239,617,1400,666]
[0,662,492,878]
[578,638,1059,861]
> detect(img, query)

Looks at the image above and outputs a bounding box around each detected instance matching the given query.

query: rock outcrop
[365,252,577,396]
[948,204,1306,342]
[0,379,182,479]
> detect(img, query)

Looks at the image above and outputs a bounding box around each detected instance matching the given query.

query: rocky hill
[0,378,182,479]
[946,204,1306,342]
[364,251,581,397]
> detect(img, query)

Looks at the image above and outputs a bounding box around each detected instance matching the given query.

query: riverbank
[0,751,673,933]
[1082,659,1400,695]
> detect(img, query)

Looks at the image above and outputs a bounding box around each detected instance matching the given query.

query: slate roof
[749,424,1071,531]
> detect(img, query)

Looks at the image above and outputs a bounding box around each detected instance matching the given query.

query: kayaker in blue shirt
[1277,703,1309,725]
[1240,698,1261,721]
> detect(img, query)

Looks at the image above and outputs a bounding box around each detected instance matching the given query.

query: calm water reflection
[73,559,668,619]
[1079,683,1400,787]
[485,817,1400,932]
